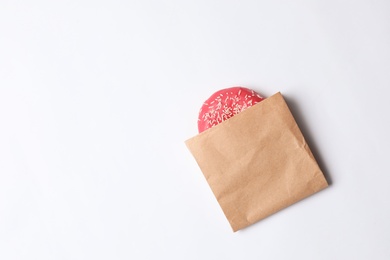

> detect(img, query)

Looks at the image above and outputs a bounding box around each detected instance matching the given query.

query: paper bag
[185,92,328,231]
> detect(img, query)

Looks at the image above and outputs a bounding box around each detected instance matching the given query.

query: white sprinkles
[199,88,263,130]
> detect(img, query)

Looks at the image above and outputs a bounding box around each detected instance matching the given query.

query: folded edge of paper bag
[185,92,328,231]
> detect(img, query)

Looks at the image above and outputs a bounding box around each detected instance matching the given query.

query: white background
[1,1,390,259]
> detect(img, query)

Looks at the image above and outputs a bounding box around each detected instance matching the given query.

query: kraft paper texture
[185,92,328,232]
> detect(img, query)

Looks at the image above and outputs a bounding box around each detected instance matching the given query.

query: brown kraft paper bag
[185,92,328,232]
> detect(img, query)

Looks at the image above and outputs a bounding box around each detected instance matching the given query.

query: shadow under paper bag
[185,92,328,232]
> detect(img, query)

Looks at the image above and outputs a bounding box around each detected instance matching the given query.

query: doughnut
[198,87,265,133]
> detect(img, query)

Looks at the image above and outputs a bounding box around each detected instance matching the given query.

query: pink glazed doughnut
[198,87,265,133]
